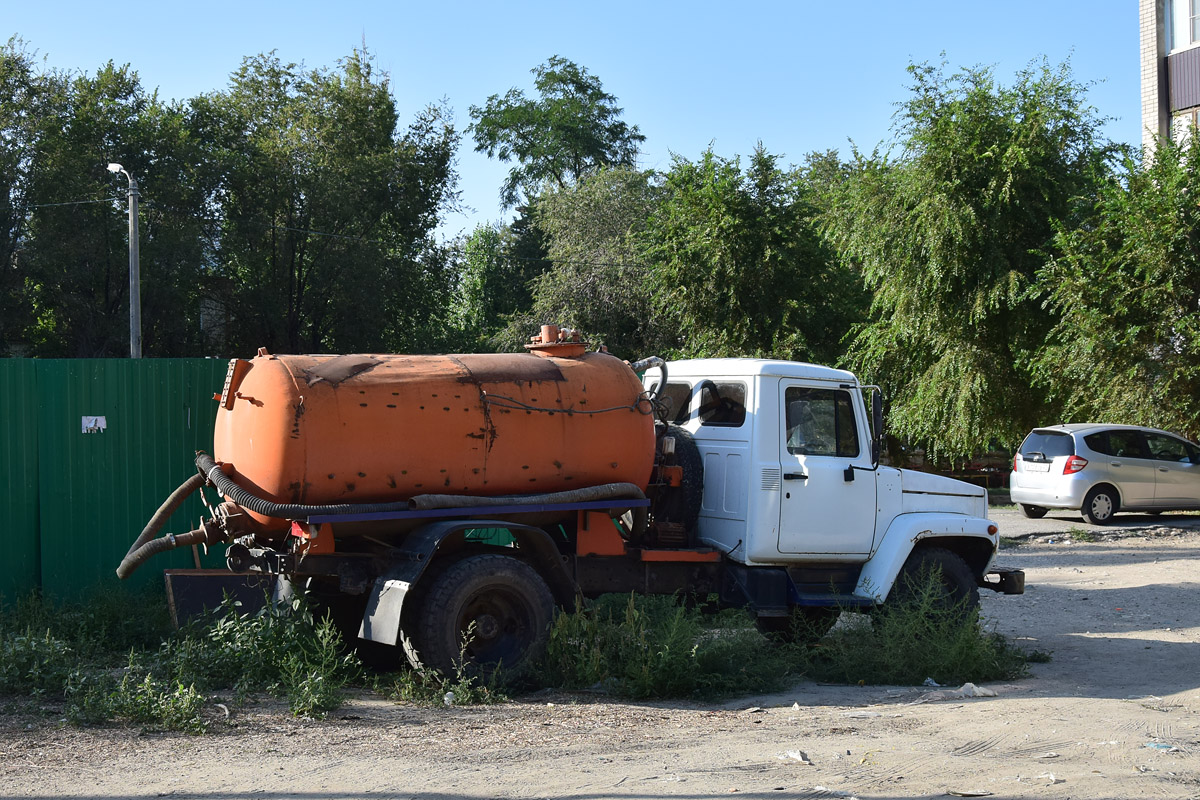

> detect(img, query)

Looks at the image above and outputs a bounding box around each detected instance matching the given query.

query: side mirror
[871,388,884,466]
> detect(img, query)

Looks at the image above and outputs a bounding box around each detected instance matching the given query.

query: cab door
[777,383,877,555]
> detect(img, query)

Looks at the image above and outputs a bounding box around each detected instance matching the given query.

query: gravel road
[3,515,1199,799]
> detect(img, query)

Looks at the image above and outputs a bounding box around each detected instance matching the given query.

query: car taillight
[1063,456,1088,475]
[1012,454,1019,472]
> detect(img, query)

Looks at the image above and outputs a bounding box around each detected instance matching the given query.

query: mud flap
[359,571,415,646]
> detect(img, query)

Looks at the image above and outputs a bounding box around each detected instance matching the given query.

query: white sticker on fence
[81,415,107,434]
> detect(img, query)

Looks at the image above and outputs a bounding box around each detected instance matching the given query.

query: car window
[1091,429,1152,459]
[1019,431,1074,460]
[785,387,859,457]
[1146,433,1194,462]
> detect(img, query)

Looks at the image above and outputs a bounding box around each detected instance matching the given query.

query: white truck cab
[650,359,1021,609]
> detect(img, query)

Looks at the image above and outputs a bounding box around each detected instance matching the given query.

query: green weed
[64,653,207,733]
[793,574,1029,686]
[0,590,359,728]
[0,586,172,659]
[377,624,508,706]
[535,594,794,699]
[0,630,74,696]
[1069,528,1098,542]
[161,595,361,717]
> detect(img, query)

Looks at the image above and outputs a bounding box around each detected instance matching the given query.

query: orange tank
[212,346,656,531]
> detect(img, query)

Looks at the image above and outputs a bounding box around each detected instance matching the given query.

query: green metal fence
[0,359,231,600]
[0,361,41,600]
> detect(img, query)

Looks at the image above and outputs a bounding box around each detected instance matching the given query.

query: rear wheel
[1082,487,1118,525]
[400,554,554,680]
[1019,503,1048,519]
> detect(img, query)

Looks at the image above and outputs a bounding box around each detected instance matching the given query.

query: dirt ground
[3,511,1199,800]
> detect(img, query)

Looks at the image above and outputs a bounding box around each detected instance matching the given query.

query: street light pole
[107,162,141,358]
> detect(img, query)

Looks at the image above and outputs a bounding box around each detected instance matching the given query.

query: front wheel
[888,547,979,615]
[1019,503,1048,519]
[401,554,555,680]
[1082,487,1118,525]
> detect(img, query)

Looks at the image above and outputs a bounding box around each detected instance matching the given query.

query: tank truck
[118,325,1023,676]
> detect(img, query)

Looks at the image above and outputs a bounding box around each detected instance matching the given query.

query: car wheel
[1082,487,1118,525]
[1019,504,1048,519]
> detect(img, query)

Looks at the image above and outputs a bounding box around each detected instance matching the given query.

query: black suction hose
[195,452,417,518]
[195,452,646,518]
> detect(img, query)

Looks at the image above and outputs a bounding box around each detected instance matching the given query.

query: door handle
[783,472,808,481]
[1110,461,1122,467]
[1159,467,1169,472]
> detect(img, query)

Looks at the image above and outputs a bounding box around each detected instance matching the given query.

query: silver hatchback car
[1009,424,1200,523]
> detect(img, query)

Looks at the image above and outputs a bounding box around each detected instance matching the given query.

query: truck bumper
[980,567,1025,595]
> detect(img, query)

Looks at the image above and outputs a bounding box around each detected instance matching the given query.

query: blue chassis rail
[305,497,650,525]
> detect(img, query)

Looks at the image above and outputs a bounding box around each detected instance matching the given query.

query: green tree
[469,56,645,208]
[18,62,209,357]
[824,60,1111,458]
[197,49,459,355]
[497,167,671,359]
[1034,136,1200,439]
[449,222,535,350]
[0,39,43,353]
[644,145,865,363]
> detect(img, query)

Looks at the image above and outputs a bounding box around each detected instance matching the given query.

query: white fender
[853,513,997,603]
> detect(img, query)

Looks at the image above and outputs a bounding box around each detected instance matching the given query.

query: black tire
[1019,504,1048,519]
[652,423,704,534]
[1082,486,1118,525]
[400,554,555,680]
[888,547,979,614]
[756,607,840,643]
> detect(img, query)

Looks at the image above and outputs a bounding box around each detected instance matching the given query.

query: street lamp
[107,162,141,358]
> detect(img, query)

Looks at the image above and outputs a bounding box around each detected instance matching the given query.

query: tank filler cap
[525,324,587,358]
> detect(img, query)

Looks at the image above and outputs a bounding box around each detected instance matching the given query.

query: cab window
[698,381,746,427]
[785,387,859,457]
[658,382,693,424]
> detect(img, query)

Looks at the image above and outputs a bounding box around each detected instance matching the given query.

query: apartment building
[1140,0,1200,150]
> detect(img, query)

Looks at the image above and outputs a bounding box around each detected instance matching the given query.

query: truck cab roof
[665,358,859,385]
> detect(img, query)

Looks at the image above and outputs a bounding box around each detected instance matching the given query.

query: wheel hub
[474,613,500,640]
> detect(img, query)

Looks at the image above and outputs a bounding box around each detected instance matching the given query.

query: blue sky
[6,1,1139,238]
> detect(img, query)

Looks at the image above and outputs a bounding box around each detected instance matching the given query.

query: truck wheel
[400,554,555,680]
[757,607,840,643]
[889,547,979,615]
[1019,503,1047,519]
